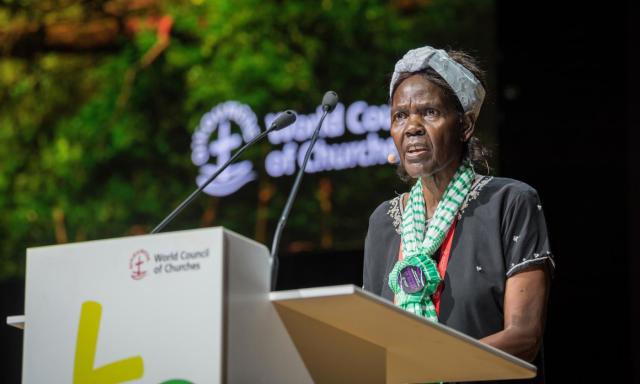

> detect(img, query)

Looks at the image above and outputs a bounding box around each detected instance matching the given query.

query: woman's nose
[405,115,425,136]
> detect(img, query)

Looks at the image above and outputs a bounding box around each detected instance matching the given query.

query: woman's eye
[393,112,407,121]
[423,108,439,117]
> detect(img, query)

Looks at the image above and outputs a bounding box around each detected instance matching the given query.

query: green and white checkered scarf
[388,163,475,321]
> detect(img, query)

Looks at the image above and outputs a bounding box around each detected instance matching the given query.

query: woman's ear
[461,112,476,142]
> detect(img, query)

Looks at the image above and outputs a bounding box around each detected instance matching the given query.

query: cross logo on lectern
[129,249,150,280]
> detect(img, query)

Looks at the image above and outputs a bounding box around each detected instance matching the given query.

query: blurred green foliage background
[0,0,495,281]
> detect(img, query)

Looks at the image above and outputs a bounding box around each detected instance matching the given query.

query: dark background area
[2,1,637,382]
[495,1,637,382]
[629,0,640,381]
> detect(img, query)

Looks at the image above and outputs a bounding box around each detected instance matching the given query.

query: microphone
[321,91,339,112]
[151,110,297,234]
[270,91,339,290]
[268,109,297,130]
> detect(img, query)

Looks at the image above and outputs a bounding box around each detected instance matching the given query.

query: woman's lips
[404,144,429,161]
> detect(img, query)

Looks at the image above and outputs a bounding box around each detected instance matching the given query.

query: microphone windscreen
[387,154,398,164]
[322,91,339,112]
[270,110,297,131]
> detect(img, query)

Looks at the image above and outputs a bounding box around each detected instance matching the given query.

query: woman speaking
[363,46,554,382]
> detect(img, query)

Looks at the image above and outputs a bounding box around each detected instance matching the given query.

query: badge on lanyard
[398,265,425,294]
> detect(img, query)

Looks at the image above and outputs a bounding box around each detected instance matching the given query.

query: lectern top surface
[271,284,536,383]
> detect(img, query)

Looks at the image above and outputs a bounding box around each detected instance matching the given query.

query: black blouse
[363,176,555,383]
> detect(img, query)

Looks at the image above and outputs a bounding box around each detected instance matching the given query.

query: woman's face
[390,74,463,179]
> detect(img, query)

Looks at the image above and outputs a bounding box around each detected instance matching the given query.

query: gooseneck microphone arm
[270,91,339,290]
[151,110,297,234]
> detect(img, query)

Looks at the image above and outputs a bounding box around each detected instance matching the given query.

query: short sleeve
[502,187,555,277]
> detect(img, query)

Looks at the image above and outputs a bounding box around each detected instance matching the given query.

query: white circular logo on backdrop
[190,101,261,196]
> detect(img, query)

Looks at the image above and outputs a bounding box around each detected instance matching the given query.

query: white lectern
[8,227,536,383]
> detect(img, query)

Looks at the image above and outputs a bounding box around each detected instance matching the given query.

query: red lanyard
[432,220,456,315]
[397,220,457,316]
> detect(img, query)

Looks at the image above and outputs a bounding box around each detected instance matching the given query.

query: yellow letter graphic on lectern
[73,301,144,384]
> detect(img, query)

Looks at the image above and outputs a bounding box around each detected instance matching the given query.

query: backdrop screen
[0,0,496,279]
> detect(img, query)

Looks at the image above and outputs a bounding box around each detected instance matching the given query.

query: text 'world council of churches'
[190,100,398,197]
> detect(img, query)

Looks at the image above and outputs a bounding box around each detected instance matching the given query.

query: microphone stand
[270,92,338,290]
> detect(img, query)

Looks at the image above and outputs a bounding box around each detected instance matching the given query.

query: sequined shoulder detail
[386,195,403,234]
[457,175,493,220]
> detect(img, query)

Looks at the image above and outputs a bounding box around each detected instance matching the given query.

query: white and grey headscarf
[389,46,486,121]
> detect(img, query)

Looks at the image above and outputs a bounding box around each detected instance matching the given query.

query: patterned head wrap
[389,46,486,121]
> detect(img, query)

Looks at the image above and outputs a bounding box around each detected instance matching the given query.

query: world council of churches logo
[129,249,150,280]
[190,99,397,197]
[190,101,261,197]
